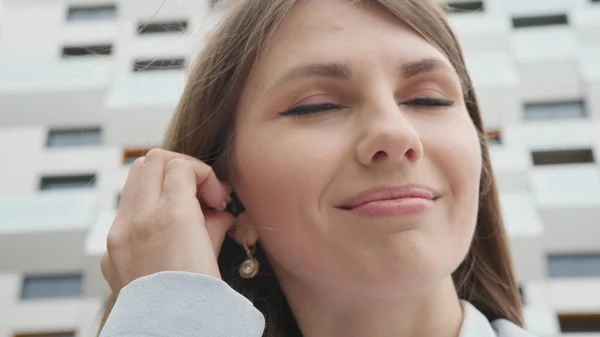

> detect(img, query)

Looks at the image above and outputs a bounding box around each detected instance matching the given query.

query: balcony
[528,279,600,313]
[501,192,545,281]
[489,146,531,191]
[0,191,97,273]
[572,4,600,46]
[0,59,112,128]
[465,53,521,127]
[581,47,600,120]
[504,120,598,149]
[512,28,582,102]
[448,3,511,54]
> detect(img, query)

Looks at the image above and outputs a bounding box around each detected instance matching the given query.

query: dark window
[138,20,188,34]
[532,149,594,166]
[446,1,485,13]
[47,128,102,147]
[62,45,112,57]
[21,274,83,300]
[486,130,502,146]
[548,254,600,278]
[67,5,116,21]
[133,58,185,72]
[40,175,96,190]
[559,314,600,332]
[524,101,586,121]
[14,332,75,337]
[512,14,568,28]
[593,0,600,3]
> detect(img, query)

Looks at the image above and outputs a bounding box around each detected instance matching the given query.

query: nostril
[373,151,387,161]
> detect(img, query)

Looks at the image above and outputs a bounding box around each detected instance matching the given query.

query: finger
[117,157,145,215]
[203,210,236,256]
[199,180,232,203]
[135,148,170,206]
[143,149,229,209]
[163,157,229,210]
[162,158,199,202]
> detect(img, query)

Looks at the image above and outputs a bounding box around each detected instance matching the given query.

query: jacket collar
[459,301,498,337]
[459,301,538,337]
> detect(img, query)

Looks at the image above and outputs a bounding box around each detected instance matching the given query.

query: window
[446,1,485,13]
[524,101,586,121]
[512,14,568,28]
[548,254,600,278]
[532,149,595,166]
[559,313,600,332]
[14,332,75,337]
[485,129,502,145]
[138,20,188,34]
[123,148,152,165]
[20,274,82,300]
[47,128,102,147]
[40,175,96,190]
[133,58,185,72]
[62,45,112,57]
[67,5,116,21]
[593,0,600,3]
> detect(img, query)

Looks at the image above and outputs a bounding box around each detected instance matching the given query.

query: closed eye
[279,103,344,117]
[401,97,455,108]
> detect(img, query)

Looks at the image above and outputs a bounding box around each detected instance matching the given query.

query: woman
[98,0,538,336]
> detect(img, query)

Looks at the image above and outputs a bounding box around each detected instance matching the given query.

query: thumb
[203,210,236,257]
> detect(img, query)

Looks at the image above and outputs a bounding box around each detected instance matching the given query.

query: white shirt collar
[459,300,498,337]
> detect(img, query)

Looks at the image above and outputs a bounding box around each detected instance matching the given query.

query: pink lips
[338,185,441,217]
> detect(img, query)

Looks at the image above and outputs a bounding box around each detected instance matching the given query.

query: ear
[228,211,260,248]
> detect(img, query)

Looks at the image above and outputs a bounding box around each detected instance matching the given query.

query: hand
[101,148,234,293]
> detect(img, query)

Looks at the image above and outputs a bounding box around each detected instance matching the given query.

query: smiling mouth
[337,184,441,217]
[343,197,437,217]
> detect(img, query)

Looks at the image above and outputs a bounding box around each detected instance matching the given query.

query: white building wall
[1,0,600,336]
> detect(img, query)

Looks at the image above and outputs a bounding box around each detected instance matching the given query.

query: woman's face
[232,0,482,298]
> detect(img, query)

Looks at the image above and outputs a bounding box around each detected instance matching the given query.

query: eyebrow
[268,58,454,92]
[401,58,452,78]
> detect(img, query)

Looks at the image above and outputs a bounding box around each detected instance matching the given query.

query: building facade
[0,0,599,336]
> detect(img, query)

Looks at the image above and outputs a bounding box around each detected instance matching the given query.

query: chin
[346,233,464,299]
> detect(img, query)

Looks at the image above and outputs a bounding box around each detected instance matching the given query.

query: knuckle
[165,157,189,171]
[106,230,125,253]
[144,148,165,162]
[131,156,145,168]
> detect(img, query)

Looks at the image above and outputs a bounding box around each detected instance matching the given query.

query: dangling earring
[239,244,259,279]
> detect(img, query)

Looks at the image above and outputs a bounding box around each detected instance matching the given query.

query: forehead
[246,0,454,89]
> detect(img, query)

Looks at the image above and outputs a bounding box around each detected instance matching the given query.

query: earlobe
[226,192,259,247]
[229,215,260,248]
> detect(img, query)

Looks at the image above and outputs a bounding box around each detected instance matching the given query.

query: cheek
[428,122,482,247]
[232,127,346,267]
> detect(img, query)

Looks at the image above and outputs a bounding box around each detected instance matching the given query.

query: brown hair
[98,0,523,335]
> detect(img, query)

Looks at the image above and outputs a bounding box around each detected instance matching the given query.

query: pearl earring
[239,244,259,279]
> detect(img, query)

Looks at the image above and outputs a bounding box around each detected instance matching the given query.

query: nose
[355,98,423,168]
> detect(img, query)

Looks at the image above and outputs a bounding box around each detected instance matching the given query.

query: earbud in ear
[225,192,246,216]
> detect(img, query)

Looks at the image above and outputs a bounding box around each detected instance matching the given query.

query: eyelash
[279,97,455,117]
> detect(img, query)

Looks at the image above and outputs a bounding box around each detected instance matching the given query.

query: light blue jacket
[99,271,539,337]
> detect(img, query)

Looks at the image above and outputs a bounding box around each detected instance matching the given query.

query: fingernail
[217,201,227,212]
